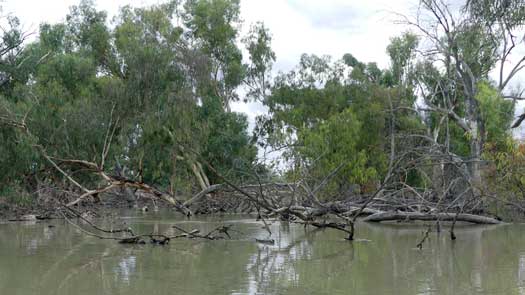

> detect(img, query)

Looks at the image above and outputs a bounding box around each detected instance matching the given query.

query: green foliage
[300,109,378,188]
[199,98,258,182]
[386,32,418,85]
[0,120,39,188]
[0,181,33,206]
[465,0,525,27]
[1,0,521,206]
[483,138,525,200]
[456,24,498,79]
[259,52,423,197]
[0,0,267,199]
[242,22,275,101]
[184,0,244,104]
[476,81,514,147]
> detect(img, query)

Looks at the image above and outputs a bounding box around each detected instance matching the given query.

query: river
[0,212,524,295]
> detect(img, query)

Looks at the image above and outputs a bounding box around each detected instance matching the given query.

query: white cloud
[233,0,414,134]
[240,0,413,73]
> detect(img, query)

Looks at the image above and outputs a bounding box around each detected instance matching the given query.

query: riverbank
[1,189,518,224]
[0,190,258,221]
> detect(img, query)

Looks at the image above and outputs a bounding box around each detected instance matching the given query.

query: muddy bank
[0,193,156,221]
[0,188,259,221]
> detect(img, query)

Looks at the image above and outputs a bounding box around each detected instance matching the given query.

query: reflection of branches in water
[247,231,315,292]
[246,227,356,293]
[57,259,100,293]
[99,251,113,295]
[59,208,234,245]
[448,233,472,292]
[114,254,136,284]
[416,226,432,250]
[34,224,123,294]
[358,221,493,294]
[62,205,134,235]
[361,221,503,238]
[54,246,132,294]
[38,238,93,287]
[273,227,323,255]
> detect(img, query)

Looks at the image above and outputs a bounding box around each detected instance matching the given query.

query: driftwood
[183,184,223,207]
[59,206,234,244]
[362,212,501,224]
[255,238,275,245]
[416,226,432,250]
[8,214,37,222]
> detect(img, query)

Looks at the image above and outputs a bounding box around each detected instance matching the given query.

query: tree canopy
[1,0,525,208]
[0,0,274,200]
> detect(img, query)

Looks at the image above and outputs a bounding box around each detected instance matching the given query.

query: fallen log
[362,212,502,224]
[255,238,275,245]
[8,214,37,222]
[183,184,223,208]
[303,203,383,218]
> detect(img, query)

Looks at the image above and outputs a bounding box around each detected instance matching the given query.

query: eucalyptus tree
[111,0,264,191]
[0,14,42,199]
[403,0,525,189]
[0,0,274,202]
[256,51,422,198]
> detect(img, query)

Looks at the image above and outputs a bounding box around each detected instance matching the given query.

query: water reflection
[115,254,136,284]
[0,214,523,295]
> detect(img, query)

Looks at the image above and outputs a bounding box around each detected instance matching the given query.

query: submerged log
[118,237,145,244]
[255,238,275,245]
[9,214,37,222]
[362,212,501,224]
[303,203,382,218]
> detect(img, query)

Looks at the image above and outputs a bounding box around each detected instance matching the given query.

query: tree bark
[191,161,210,192]
[363,211,501,224]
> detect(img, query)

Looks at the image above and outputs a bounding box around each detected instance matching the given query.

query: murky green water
[1,212,525,295]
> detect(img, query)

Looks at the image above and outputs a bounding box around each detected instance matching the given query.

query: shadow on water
[1,212,525,295]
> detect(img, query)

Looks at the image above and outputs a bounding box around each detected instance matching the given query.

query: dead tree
[396,0,525,190]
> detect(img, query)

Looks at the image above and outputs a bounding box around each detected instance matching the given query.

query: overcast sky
[236,0,415,124]
[3,0,414,68]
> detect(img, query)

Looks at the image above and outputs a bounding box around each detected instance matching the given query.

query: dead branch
[363,212,501,224]
[416,225,432,250]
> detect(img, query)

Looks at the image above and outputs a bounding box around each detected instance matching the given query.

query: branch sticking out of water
[416,226,432,250]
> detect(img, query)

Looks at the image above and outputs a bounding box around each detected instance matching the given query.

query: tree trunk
[191,161,210,191]
[363,212,501,224]
[432,154,444,199]
[461,71,484,191]
[466,96,484,192]
[468,134,483,187]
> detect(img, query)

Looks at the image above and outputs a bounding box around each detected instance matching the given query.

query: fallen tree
[362,211,501,224]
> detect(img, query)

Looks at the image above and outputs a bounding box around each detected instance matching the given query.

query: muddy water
[0,212,524,295]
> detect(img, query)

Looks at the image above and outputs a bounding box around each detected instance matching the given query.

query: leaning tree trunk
[191,161,211,192]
